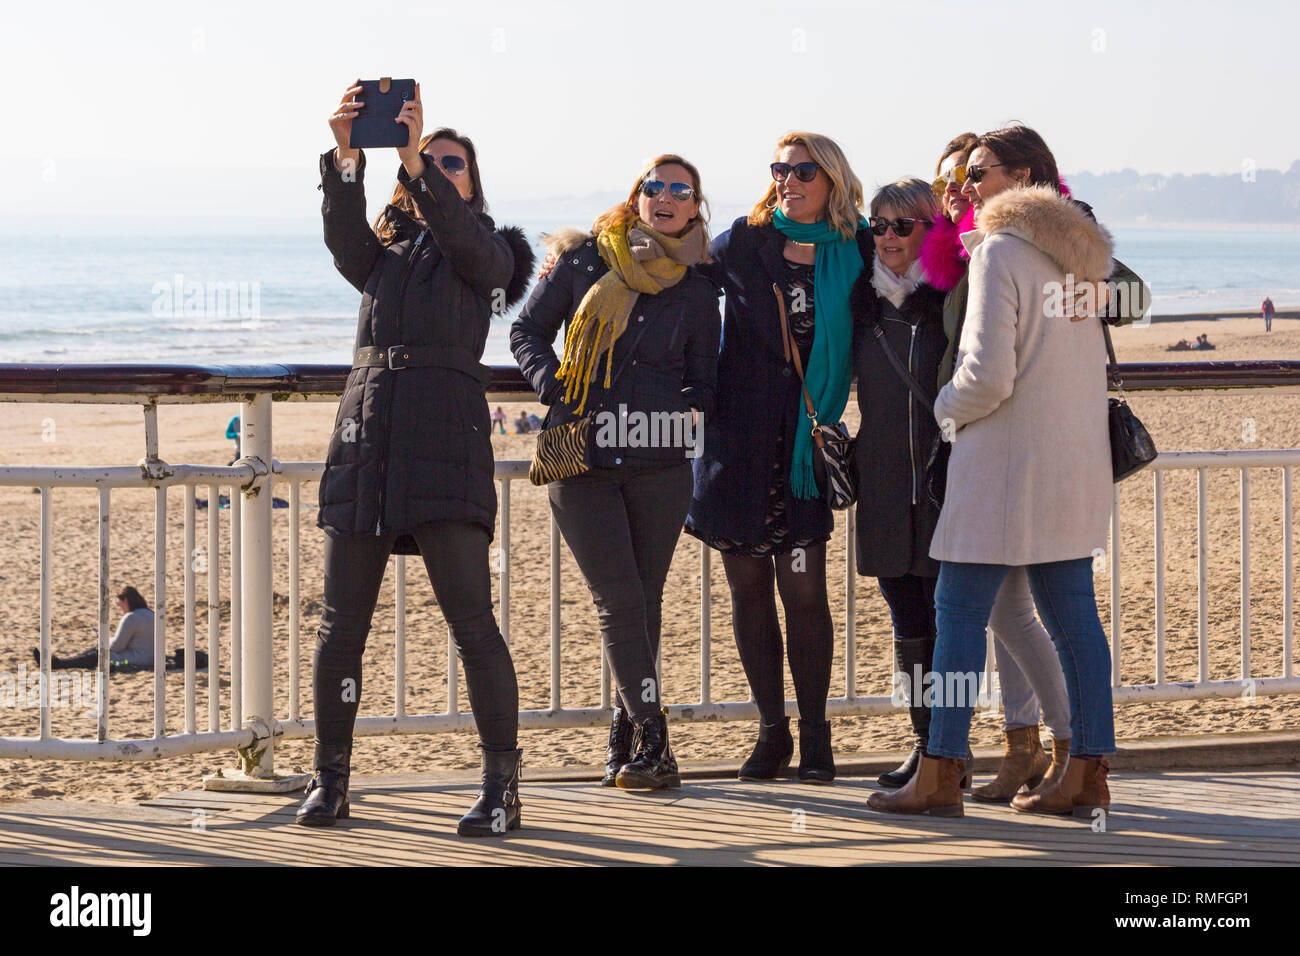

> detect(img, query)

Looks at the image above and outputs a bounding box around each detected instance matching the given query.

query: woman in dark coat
[686,131,870,784]
[848,178,968,790]
[511,155,720,790]
[299,82,534,835]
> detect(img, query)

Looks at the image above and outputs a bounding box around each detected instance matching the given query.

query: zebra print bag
[528,415,594,485]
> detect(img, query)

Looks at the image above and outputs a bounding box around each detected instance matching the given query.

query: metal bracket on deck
[232,454,269,496]
[202,719,310,793]
[137,402,175,481]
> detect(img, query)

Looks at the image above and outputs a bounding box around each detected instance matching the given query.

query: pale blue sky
[2,0,1295,224]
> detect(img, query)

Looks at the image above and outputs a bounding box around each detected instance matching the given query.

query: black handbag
[1103,323,1158,481]
[868,322,949,509]
[772,283,858,509]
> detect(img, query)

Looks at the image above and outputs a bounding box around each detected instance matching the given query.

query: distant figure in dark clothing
[1262,297,1275,332]
[515,410,532,434]
[32,586,155,671]
[1193,333,1215,350]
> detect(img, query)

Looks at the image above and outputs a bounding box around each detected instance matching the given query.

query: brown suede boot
[867,754,965,817]
[1011,756,1109,818]
[970,725,1050,803]
[1024,737,1070,797]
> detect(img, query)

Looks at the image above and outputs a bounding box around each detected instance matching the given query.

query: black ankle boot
[615,710,681,790]
[738,716,794,781]
[797,718,835,784]
[458,747,522,837]
[879,634,934,788]
[296,743,351,827]
[602,707,633,787]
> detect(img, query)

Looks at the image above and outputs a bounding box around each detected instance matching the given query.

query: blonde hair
[591,153,711,254]
[870,178,941,222]
[748,131,864,240]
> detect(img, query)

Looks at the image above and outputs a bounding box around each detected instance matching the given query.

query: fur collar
[917,209,971,292]
[542,226,592,259]
[974,185,1112,281]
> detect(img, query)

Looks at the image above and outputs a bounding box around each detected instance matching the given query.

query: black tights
[314,521,519,768]
[721,543,833,726]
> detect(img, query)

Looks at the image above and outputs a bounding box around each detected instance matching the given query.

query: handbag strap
[1101,320,1126,398]
[772,282,821,428]
[870,322,935,408]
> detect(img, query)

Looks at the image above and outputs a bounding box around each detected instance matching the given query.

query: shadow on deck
[1,768,1296,866]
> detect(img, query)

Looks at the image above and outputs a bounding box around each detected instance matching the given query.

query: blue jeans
[929,558,1116,759]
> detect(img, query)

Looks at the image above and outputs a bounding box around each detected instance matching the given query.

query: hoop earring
[765,196,777,210]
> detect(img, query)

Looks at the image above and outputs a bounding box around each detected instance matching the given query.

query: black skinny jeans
[876,573,938,641]
[314,520,519,767]
[548,462,693,721]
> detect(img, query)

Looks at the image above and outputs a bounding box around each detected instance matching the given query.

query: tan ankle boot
[1011,756,1109,818]
[1024,737,1070,796]
[970,726,1049,803]
[868,754,965,817]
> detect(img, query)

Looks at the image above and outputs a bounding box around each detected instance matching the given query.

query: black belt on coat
[353,345,489,384]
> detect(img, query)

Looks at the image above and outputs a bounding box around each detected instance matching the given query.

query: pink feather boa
[917,175,1072,291]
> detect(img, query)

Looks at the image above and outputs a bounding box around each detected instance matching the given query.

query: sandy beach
[1,313,1297,805]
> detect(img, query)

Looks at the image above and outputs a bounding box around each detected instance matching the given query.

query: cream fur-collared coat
[929,185,1115,565]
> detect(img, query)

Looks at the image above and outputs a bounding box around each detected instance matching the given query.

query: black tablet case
[349,78,416,149]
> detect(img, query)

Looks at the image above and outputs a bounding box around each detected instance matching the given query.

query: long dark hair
[117,586,148,612]
[974,125,1061,192]
[374,127,488,244]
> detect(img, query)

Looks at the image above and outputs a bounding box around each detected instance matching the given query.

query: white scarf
[871,257,926,310]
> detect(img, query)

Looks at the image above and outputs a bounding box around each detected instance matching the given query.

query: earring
[765,196,778,210]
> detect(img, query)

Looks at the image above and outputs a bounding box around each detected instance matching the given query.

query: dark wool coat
[850,268,948,578]
[509,231,720,469]
[317,148,534,550]
[686,216,874,546]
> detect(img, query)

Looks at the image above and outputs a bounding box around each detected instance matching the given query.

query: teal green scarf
[773,208,866,499]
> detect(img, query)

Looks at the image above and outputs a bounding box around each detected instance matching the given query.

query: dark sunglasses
[931,164,967,196]
[770,161,821,183]
[422,153,468,176]
[964,163,1006,185]
[868,217,931,237]
[640,180,696,201]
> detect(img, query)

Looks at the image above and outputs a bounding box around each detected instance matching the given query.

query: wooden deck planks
[0,770,1292,867]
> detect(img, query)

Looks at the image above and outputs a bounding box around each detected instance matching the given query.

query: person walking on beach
[870,126,1118,818]
[491,406,506,434]
[301,80,534,835]
[511,154,720,790]
[32,586,155,672]
[686,132,870,784]
[1262,296,1275,332]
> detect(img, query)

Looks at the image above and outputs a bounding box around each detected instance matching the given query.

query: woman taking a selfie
[300,81,534,835]
[687,132,870,784]
[511,155,719,790]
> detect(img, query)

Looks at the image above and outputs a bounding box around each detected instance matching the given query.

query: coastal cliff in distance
[1067,161,1300,225]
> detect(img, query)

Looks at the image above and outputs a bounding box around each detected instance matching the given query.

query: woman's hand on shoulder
[329,79,363,172]
[538,251,557,279]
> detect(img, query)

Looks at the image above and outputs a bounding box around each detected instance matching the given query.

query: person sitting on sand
[515,410,532,433]
[32,586,155,672]
[1193,333,1215,350]
[1168,339,1192,351]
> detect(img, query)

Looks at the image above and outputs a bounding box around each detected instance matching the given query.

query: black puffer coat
[317,148,535,549]
[850,266,947,578]
[509,230,720,469]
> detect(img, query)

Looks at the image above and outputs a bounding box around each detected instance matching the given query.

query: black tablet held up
[349,77,416,149]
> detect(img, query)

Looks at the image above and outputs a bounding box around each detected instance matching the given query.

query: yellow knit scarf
[555,219,706,414]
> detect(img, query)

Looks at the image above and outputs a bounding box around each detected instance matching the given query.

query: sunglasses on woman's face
[770,161,821,183]
[640,180,696,201]
[931,164,967,196]
[868,217,931,237]
[422,153,468,176]
[964,163,1006,185]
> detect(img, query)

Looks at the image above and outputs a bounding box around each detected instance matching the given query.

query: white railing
[2,366,1298,783]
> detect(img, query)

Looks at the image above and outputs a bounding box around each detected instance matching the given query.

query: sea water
[1,224,1297,367]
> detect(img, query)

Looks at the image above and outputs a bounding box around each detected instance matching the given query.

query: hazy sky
[3,0,1295,225]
